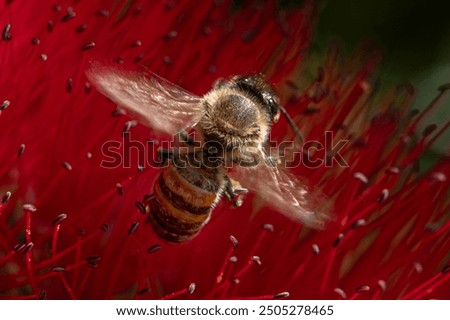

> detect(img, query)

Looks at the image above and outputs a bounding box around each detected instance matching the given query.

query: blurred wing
[228,149,330,229]
[87,63,204,136]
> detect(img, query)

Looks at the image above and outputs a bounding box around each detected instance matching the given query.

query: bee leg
[224,176,248,208]
[178,130,197,147]
[264,155,278,167]
[156,148,173,166]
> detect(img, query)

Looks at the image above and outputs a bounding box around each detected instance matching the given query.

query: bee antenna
[277,104,304,145]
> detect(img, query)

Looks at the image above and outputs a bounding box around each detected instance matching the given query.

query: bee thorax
[201,89,270,151]
[215,94,259,130]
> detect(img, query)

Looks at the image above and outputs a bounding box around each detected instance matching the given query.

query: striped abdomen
[146,159,225,243]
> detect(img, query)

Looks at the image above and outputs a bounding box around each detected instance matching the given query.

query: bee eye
[267,97,280,123]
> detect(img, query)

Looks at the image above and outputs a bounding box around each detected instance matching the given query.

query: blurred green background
[310,0,450,154]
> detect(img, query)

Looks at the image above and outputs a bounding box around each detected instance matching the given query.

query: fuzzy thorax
[199,87,271,155]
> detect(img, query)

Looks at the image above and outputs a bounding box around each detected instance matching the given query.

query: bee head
[214,75,281,124]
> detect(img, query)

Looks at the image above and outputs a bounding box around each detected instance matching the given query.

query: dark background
[309,0,450,152]
[313,0,450,81]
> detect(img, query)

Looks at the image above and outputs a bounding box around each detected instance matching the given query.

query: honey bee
[87,64,329,243]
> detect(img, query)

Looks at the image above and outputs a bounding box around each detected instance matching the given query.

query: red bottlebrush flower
[0,0,449,300]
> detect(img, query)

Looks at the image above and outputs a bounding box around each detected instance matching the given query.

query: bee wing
[228,149,330,229]
[87,63,204,135]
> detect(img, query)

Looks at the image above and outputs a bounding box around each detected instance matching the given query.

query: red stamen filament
[72,236,82,288]
[60,273,76,299]
[402,271,450,299]
[216,247,234,284]
[25,210,38,294]
[37,229,101,269]
[52,224,61,257]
